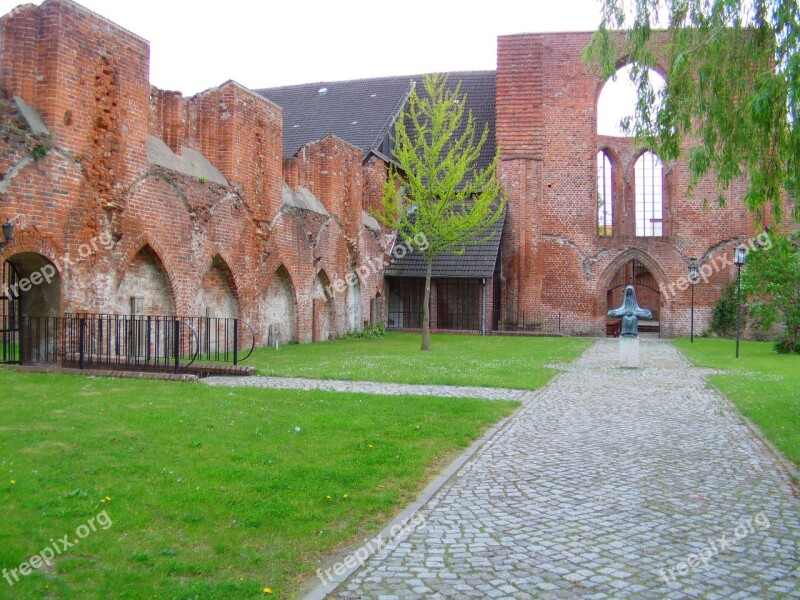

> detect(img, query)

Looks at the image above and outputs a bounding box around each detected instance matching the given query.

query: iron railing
[1,313,255,373]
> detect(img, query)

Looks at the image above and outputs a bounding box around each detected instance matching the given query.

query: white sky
[598,64,666,136]
[0,0,609,95]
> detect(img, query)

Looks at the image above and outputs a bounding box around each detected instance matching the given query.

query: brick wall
[497,31,761,337]
[0,0,389,348]
[2,0,776,345]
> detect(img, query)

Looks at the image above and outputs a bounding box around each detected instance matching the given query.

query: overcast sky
[0,0,650,135]
[0,0,609,94]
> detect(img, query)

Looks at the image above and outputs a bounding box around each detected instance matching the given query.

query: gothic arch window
[597,64,666,137]
[634,151,664,237]
[597,150,613,236]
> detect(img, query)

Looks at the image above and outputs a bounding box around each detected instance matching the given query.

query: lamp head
[734,244,747,267]
[688,263,700,284]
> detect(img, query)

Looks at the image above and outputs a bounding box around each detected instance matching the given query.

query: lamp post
[734,244,747,358]
[688,262,699,343]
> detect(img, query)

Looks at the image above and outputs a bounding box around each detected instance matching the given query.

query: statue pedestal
[619,336,640,368]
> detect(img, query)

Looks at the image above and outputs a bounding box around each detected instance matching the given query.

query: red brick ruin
[0,0,773,345]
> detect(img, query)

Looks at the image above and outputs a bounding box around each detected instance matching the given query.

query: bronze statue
[608,285,652,337]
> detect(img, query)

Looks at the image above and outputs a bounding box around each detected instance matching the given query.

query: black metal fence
[2,313,255,373]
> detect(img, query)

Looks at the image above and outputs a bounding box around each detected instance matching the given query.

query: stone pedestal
[619,336,640,368]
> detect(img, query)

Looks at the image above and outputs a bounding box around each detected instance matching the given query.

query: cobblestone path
[328,340,800,599]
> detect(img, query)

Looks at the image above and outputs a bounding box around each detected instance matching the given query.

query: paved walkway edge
[705,378,800,485]
[300,383,549,600]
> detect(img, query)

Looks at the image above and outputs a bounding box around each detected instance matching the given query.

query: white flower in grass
[295,426,301,433]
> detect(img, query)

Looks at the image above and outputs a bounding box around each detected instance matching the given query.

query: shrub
[774,338,800,354]
[348,322,385,339]
[743,231,800,354]
[709,281,738,337]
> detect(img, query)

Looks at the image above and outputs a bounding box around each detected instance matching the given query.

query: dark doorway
[1,253,62,363]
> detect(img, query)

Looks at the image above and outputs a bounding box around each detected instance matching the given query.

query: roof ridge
[254,70,496,94]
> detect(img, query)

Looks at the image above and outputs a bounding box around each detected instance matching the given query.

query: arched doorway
[606,259,661,337]
[1,253,62,363]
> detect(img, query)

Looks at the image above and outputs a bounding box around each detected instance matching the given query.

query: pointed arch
[116,244,176,315]
[0,149,84,198]
[633,150,664,237]
[118,233,180,290]
[600,248,669,292]
[312,269,333,301]
[314,217,346,248]
[263,264,298,344]
[127,172,191,211]
[195,254,239,319]
[596,63,666,137]
[600,248,668,336]
[596,149,615,236]
[202,247,245,303]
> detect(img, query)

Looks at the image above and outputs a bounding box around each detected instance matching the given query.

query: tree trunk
[421,258,433,351]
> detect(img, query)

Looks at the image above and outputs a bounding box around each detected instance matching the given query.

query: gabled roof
[256,71,496,170]
[256,75,412,157]
[384,210,505,279]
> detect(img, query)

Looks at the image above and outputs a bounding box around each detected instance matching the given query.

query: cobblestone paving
[327,340,800,599]
[203,375,531,401]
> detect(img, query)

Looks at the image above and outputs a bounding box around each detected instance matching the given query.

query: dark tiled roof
[256,71,496,170]
[384,210,505,279]
[406,71,497,173]
[257,76,411,157]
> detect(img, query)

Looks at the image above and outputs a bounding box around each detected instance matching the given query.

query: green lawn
[250,333,592,390]
[0,370,516,598]
[674,338,800,466]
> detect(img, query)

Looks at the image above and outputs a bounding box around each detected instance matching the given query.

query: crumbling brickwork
[0,0,389,345]
[1,0,779,344]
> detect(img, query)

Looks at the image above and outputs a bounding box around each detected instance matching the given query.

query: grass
[674,337,800,466]
[249,332,592,390]
[0,370,517,598]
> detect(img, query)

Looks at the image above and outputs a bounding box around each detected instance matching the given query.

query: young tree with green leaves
[373,74,506,351]
[743,231,800,353]
[585,0,799,223]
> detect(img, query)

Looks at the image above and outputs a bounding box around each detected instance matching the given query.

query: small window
[597,151,613,236]
[635,151,663,237]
